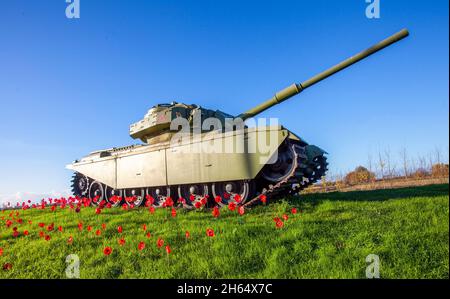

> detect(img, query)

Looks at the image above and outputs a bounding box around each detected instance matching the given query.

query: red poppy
[238,206,245,216]
[165,245,171,254]
[145,195,155,206]
[5,220,12,228]
[178,197,186,205]
[214,196,222,204]
[103,246,113,256]
[51,206,56,212]
[228,202,236,211]
[206,228,215,237]
[87,225,92,232]
[58,226,63,232]
[164,197,174,207]
[38,222,45,228]
[171,208,177,218]
[39,231,44,238]
[95,208,101,215]
[12,231,19,238]
[95,229,101,236]
[275,220,284,228]
[259,194,267,204]
[291,207,298,214]
[157,238,164,248]
[138,241,146,251]
[45,235,51,241]
[78,222,83,231]
[142,224,147,231]
[23,230,29,236]
[189,194,196,202]
[47,224,54,231]
[2,263,12,271]
[233,194,241,203]
[68,236,73,244]
[146,232,151,238]
[101,223,106,230]
[200,197,207,205]
[117,225,123,233]
[194,201,202,209]
[149,207,155,214]
[185,231,190,239]
[212,206,220,218]
[0,248,3,256]
[282,214,289,221]
[118,238,125,246]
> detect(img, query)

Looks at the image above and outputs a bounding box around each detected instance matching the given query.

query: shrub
[411,168,430,179]
[344,166,376,185]
[431,163,449,178]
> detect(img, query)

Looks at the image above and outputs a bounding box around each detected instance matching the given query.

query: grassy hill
[0,184,448,279]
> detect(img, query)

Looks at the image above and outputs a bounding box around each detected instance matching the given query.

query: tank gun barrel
[238,29,409,120]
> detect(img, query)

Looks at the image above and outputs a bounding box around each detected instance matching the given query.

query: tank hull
[67,125,313,188]
[67,125,327,207]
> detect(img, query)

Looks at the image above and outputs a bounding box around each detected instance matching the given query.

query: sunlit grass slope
[0,184,448,278]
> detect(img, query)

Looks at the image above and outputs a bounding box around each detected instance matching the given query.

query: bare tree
[367,153,374,174]
[446,146,449,164]
[427,152,434,173]
[378,150,385,179]
[434,146,442,165]
[384,148,396,178]
[418,154,427,171]
[400,147,409,178]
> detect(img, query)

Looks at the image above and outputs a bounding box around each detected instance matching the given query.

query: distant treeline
[307,146,449,191]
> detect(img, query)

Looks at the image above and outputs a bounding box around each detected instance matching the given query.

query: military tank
[67,29,409,208]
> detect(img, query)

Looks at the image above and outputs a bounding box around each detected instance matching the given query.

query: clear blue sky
[0,0,448,202]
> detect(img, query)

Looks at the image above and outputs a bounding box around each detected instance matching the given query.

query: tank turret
[129,102,233,144]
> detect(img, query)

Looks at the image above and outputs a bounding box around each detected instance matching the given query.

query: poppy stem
[166,252,170,268]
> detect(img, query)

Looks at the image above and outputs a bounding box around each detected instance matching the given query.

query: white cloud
[0,190,72,207]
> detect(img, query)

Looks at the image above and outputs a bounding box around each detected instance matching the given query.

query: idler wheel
[261,141,296,183]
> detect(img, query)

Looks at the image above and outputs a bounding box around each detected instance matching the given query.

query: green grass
[0,184,448,279]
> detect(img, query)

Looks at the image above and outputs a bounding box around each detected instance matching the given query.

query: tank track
[244,141,328,206]
[70,140,327,208]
